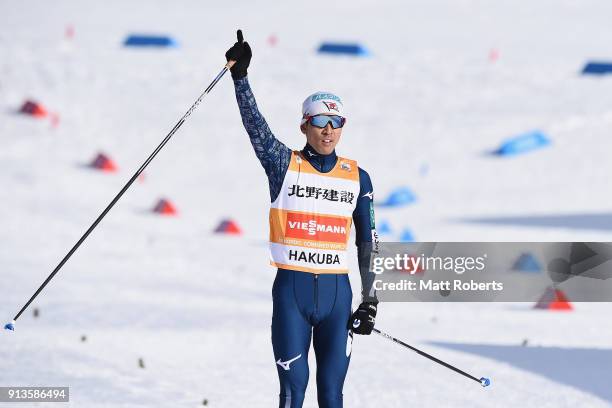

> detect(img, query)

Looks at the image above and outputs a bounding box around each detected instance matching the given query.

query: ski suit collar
[302,143,337,173]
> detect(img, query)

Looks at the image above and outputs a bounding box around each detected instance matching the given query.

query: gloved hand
[225,29,252,80]
[348,302,377,335]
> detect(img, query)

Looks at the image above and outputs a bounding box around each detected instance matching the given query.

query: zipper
[314,274,319,315]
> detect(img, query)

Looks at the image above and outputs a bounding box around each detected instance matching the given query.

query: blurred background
[1,0,611,406]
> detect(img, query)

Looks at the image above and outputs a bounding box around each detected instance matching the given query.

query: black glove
[225,29,252,80]
[348,302,377,335]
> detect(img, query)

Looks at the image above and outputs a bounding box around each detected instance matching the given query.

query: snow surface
[1,0,612,406]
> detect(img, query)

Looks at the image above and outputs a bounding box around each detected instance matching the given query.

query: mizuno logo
[363,191,374,200]
[346,331,353,357]
[307,150,316,157]
[276,354,302,371]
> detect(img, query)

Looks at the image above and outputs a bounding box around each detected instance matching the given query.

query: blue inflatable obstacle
[494,130,551,157]
[581,61,612,75]
[512,253,541,273]
[317,42,370,57]
[399,228,415,242]
[379,187,417,207]
[377,220,393,235]
[124,34,178,48]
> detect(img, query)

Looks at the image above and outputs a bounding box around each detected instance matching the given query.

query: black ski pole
[373,328,491,387]
[4,60,236,332]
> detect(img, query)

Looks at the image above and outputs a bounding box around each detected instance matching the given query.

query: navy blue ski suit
[233,77,377,408]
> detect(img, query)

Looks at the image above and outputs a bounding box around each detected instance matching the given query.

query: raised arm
[226,30,291,202]
[233,78,291,200]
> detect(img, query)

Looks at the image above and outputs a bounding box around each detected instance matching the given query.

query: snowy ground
[1,0,612,406]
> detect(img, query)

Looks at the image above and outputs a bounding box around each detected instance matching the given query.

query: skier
[226,30,379,408]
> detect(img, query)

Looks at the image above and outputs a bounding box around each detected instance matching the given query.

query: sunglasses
[307,115,346,129]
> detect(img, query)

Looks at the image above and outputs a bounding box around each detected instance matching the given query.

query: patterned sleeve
[233,77,292,202]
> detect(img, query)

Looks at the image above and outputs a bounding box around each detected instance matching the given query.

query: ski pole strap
[372,328,491,387]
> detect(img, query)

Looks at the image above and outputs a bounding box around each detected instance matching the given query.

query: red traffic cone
[19,100,48,118]
[214,219,242,235]
[534,287,572,311]
[153,198,178,216]
[90,153,118,172]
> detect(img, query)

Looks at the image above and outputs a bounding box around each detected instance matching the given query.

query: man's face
[301,114,343,155]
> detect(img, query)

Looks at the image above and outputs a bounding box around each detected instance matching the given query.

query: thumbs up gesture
[225,29,252,80]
